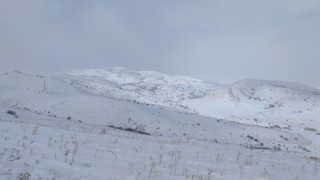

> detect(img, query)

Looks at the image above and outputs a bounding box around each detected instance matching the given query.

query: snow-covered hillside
[59,68,224,111]
[60,68,320,132]
[0,69,319,179]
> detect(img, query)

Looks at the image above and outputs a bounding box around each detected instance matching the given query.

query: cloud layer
[1,0,320,84]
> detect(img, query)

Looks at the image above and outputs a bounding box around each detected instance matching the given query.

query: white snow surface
[0,69,319,179]
[62,68,320,133]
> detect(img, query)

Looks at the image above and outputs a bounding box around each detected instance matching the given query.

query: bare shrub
[16,172,31,180]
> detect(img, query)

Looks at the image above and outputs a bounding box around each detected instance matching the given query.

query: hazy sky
[1,0,320,84]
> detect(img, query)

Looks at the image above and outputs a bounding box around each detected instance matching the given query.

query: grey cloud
[0,0,320,85]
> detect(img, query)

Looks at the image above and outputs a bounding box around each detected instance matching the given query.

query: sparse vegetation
[1,69,320,179]
[108,125,151,135]
[6,110,18,118]
[16,171,31,180]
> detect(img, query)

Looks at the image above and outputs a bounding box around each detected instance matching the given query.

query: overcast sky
[1,0,320,84]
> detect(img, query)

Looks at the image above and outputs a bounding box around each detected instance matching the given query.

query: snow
[0,69,320,179]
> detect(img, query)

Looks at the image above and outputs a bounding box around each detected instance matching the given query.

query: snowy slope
[59,68,320,132]
[59,68,223,112]
[57,68,320,151]
[0,70,320,179]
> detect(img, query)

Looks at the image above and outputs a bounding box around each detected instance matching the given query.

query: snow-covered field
[0,69,319,179]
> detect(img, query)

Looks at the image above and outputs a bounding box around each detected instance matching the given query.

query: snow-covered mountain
[0,69,319,179]
[60,68,320,131]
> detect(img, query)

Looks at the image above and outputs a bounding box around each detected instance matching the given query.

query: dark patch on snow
[304,127,317,132]
[6,110,18,118]
[108,125,151,135]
